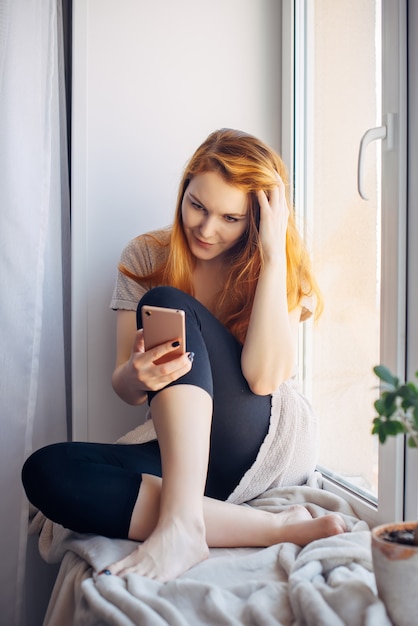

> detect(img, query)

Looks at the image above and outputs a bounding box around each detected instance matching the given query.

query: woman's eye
[191,202,203,210]
[225,215,238,223]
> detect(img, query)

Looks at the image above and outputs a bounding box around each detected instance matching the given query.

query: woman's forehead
[187,172,248,214]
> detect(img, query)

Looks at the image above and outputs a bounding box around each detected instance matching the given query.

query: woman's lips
[194,235,214,249]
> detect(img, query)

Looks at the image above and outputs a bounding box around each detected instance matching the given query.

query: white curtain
[0,1,70,624]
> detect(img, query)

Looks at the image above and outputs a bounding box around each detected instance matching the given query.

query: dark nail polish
[188,352,195,362]
[99,569,112,576]
[172,340,180,347]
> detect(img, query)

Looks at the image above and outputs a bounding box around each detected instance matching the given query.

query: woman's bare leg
[130,474,345,545]
[110,384,213,581]
[108,474,346,580]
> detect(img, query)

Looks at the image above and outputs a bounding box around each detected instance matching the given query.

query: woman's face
[181,171,249,264]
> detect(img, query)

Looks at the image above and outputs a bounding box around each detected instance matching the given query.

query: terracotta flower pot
[371,521,418,626]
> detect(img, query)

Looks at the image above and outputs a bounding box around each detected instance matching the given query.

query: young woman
[22,129,345,582]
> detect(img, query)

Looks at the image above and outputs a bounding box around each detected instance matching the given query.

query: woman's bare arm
[241,177,301,395]
[111,311,148,405]
[111,310,192,405]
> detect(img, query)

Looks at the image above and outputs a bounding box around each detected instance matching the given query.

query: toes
[322,514,346,536]
[101,551,139,577]
[98,568,113,576]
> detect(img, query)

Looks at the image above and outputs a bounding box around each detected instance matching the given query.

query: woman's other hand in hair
[256,173,289,264]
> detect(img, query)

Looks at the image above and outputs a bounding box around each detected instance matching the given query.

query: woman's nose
[199,215,216,239]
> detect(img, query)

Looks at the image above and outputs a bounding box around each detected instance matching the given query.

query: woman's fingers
[131,328,145,353]
[257,174,289,260]
[256,175,287,224]
[131,339,193,392]
[147,338,186,365]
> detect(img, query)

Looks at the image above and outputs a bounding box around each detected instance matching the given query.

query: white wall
[72,0,283,442]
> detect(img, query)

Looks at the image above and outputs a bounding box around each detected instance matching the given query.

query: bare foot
[104,517,209,582]
[275,504,313,525]
[273,513,346,546]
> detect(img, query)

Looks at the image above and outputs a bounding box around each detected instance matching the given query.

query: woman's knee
[22,443,67,503]
[137,287,197,328]
[139,286,189,308]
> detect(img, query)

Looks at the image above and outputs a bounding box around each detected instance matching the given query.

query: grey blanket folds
[29,474,391,626]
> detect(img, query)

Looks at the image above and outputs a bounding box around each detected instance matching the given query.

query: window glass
[295,0,382,499]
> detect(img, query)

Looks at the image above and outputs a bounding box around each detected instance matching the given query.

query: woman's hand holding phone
[124,306,191,394]
[126,327,192,394]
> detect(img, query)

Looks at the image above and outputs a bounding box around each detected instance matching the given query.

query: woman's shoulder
[111,227,171,311]
[121,227,171,267]
[124,226,171,252]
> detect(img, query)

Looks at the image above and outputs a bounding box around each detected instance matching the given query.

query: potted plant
[371,364,418,626]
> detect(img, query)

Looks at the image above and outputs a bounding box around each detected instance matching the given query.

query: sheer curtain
[0,1,70,624]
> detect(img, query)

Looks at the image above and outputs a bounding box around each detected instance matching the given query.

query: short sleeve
[109,229,170,311]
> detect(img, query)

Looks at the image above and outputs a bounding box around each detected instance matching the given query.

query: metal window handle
[357,113,394,200]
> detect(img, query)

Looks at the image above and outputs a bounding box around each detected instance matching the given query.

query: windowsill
[320,471,378,529]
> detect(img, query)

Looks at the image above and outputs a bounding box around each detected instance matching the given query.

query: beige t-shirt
[110,226,314,321]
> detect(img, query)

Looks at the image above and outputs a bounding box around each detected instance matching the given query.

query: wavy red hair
[120,129,322,343]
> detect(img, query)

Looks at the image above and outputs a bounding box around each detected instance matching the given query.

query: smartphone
[141,305,186,365]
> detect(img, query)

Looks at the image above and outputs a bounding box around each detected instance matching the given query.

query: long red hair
[120,129,322,343]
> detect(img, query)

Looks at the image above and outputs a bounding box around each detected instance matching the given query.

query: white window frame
[281,0,408,526]
[404,0,418,523]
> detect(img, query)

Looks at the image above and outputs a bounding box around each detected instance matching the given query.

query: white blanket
[30,474,391,626]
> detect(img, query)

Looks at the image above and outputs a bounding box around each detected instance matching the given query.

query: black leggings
[22,287,272,538]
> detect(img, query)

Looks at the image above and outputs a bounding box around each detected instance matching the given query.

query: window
[282,0,407,524]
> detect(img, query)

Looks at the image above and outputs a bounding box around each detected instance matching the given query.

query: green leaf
[374,365,399,387]
[399,383,418,404]
[407,380,418,395]
[382,392,397,416]
[374,398,386,415]
[372,365,418,444]
[383,420,405,436]
[371,419,381,435]
[413,405,418,431]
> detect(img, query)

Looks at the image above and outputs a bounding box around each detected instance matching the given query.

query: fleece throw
[29,474,391,626]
